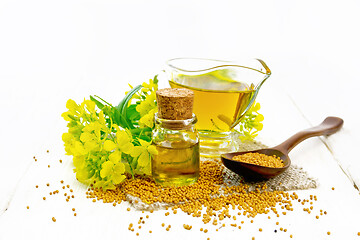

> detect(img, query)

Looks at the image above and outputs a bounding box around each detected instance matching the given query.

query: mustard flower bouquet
[61,76,264,190]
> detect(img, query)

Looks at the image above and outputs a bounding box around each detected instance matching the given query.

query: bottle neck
[154,113,197,130]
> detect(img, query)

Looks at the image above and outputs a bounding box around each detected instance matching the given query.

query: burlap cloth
[127,140,318,210]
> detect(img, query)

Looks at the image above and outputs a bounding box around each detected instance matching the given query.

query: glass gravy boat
[165,58,271,158]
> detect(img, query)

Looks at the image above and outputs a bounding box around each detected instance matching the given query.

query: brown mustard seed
[48,165,50,168]
[327,231,331,235]
[59,160,62,163]
[26,206,29,209]
[74,213,77,216]
[43,197,46,200]
[35,185,38,188]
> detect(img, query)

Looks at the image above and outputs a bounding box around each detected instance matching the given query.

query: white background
[0,0,360,238]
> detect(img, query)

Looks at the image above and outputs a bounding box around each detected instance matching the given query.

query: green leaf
[153,74,159,84]
[116,85,142,129]
[90,95,105,109]
[126,104,141,122]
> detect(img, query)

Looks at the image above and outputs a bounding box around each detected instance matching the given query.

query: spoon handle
[273,116,344,154]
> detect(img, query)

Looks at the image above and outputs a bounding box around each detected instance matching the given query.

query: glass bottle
[151,112,200,186]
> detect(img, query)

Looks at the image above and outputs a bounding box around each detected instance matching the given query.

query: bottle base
[154,175,198,187]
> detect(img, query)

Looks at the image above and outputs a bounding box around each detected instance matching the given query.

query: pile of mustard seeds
[232,152,284,168]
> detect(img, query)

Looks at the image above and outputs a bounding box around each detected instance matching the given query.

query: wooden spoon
[221,116,344,181]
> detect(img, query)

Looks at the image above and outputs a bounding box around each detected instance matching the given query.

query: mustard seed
[26,206,29,209]
[232,152,284,168]
[327,231,331,235]
[52,217,56,222]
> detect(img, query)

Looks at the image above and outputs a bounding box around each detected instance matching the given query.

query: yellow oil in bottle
[151,140,199,186]
[169,69,255,132]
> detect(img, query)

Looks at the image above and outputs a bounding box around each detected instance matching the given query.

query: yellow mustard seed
[327,231,331,235]
[52,217,56,222]
[26,206,29,209]
[232,152,284,168]
[43,197,46,200]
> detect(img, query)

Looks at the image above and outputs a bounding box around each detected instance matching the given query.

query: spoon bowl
[222,149,290,181]
[221,116,344,181]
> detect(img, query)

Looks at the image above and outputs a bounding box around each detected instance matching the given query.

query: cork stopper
[156,88,194,120]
